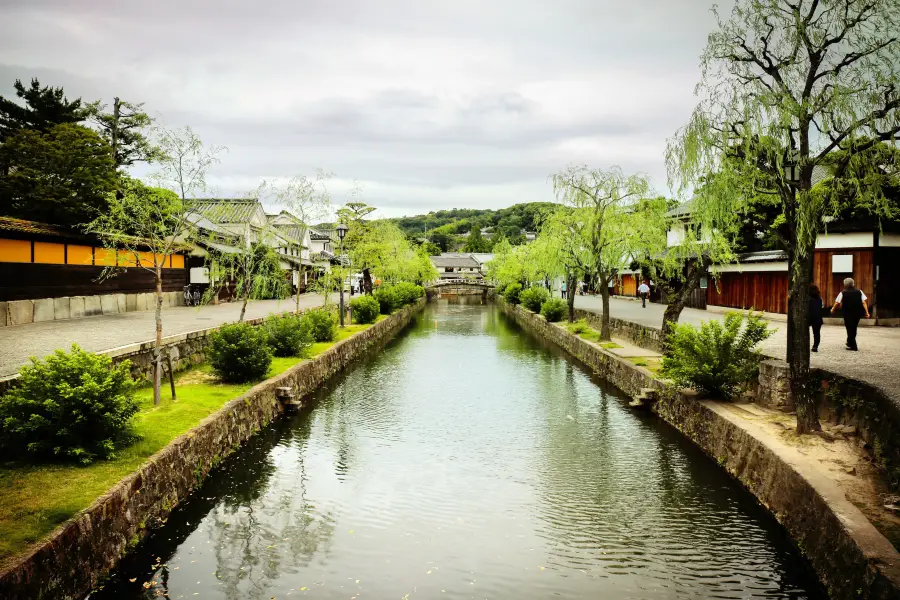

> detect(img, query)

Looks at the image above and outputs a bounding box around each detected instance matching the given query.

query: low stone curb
[0,299,425,600]
[501,299,900,600]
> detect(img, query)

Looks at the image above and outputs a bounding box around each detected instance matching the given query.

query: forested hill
[386,202,556,239]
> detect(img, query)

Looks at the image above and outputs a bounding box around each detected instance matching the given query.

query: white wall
[815,232,873,249]
[713,261,788,273]
[667,223,685,247]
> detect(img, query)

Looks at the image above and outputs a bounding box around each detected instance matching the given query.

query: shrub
[374,286,400,314]
[300,307,338,342]
[0,344,138,464]
[520,286,550,312]
[568,318,589,334]
[394,281,425,305]
[208,322,272,383]
[540,298,567,322]
[350,295,380,324]
[503,282,523,304]
[660,311,774,399]
[264,314,311,357]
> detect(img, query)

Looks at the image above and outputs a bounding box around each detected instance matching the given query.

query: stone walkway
[0,294,334,378]
[574,295,900,404]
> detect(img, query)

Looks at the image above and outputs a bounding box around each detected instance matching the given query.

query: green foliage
[387,202,555,242]
[503,282,523,304]
[0,344,138,465]
[463,227,491,252]
[393,281,425,305]
[660,312,774,399]
[374,285,400,314]
[0,123,118,226]
[207,323,273,383]
[520,286,550,312]
[300,308,338,342]
[350,295,380,324]
[0,78,85,142]
[569,319,589,334]
[264,314,311,357]
[85,97,158,167]
[540,298,567,322]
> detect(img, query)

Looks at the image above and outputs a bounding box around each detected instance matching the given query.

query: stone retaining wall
[0,291,184,327]
[0,300,425,600]
[572,308,663,353]
[501,299,900,600]
[758,359,900,490]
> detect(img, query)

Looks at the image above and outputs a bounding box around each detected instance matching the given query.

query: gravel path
[0,294,335,378]
[574,295,900,404]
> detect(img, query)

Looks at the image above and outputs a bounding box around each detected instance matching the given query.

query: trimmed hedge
[540,298,566,322]
[350,295,380,324]
[208,322,273,383]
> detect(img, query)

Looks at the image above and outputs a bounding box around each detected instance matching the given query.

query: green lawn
[0,318,381,562]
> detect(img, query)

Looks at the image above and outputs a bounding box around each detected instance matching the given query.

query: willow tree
[533,207,594,323]
[668,0,900,434]
[551,164,652,340]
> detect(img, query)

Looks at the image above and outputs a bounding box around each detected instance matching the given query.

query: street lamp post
[337,223,348,327]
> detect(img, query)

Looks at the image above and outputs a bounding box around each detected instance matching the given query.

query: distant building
[430,254,484,280]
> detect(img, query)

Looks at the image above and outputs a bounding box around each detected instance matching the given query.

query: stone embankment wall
[572,308,663,353]
[758,359,900,491]
[500,299,900,600]
[0,291,184,327]
[0,300,425,600]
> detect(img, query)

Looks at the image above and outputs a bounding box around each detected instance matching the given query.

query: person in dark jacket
[809,285,824,352]
[831,278,870,351]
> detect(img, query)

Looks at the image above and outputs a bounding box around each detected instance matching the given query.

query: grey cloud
[0,0,718,216]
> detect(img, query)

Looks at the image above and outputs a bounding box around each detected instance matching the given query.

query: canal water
[89,301,824,600]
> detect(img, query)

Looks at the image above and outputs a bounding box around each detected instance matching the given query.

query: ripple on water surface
[88,302,824,600]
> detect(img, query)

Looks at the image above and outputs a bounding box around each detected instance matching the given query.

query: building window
[700,277,708,289]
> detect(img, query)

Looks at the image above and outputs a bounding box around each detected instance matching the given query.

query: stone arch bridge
[426,279,496,298]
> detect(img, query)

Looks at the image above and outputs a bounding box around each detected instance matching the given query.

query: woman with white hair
[831,278,870,351]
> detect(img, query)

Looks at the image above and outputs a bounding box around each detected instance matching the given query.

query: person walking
[831,278,870,351]
[638,281,650,308]
[809,285,824,352]
[561,280,567,299]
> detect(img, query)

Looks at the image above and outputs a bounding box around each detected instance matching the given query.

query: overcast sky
[0,0,720,218]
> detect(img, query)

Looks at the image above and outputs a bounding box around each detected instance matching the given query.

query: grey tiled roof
[271,223,307,244]
[190,199,261,223]
[430,255,481,268]
[736,250,788,262]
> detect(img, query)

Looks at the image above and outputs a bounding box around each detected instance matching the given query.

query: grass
[627,356,663,373]
[0,316,384,563]
[600,342,624,349]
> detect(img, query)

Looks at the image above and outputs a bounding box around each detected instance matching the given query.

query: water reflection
[90,303,823,600]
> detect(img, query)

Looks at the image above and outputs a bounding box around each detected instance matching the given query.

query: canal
[89,301,824,599]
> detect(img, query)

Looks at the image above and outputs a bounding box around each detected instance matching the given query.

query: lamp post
[336,223,348,327]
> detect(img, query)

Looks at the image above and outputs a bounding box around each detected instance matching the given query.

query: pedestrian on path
[638,281,650,308]
[831,278,870,351]
[561,281,567,299]
[809,285,823,352]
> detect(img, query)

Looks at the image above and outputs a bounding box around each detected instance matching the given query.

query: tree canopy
[0,123,118,226]
[0,78,85,143]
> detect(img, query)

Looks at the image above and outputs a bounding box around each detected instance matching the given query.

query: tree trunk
[153,268,163,406]
[363,268,373,295]
[566,272,577,323]
[111,97,120,166]
[239,294,249,322]
[790,238,820,433]
[660,258,705,352]
[295,268,301,314]
[599,277,611,341]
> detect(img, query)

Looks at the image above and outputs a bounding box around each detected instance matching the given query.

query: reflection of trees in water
[206,416,338,600]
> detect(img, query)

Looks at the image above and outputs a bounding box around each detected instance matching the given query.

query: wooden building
[0,217,186,302]
[707,229,899,321]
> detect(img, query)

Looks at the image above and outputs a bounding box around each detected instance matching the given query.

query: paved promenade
[574,295,900,404]
[0,294,333,378]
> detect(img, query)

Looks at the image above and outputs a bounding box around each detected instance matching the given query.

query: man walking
[638,281,650,308]
[831,278,870,351]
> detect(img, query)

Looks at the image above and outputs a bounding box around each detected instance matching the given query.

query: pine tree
[86,97,158,167]
[0,78,85,142]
